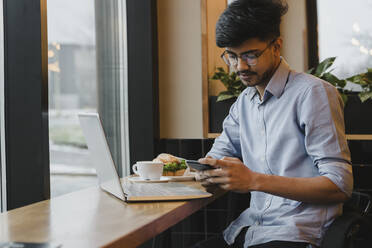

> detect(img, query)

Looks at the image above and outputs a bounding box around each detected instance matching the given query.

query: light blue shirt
[207,59,353,247]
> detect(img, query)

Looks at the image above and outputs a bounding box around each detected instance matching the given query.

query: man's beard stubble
[237,61,278,88]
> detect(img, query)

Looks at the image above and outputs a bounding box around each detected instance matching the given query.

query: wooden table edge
[103,190,225,248]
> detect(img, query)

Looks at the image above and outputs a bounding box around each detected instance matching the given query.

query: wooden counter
[0,180,224,248]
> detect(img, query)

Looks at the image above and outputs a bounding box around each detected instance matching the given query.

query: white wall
[280,0,308,72]
[157,0,203,138]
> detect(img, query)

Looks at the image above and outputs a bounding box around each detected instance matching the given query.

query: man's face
[225,38,281,87]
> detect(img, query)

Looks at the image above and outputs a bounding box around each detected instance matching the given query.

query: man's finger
[198,157,218,167]
[207,176,230,184]
[220,184,231,191]
[202,168,228,178]
[195,170,212,181]
[201,180,214,187]
[221,157,242,163]
[201,184,220,193]
[198,157,233,168]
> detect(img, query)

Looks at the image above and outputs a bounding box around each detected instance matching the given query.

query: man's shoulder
[289,71,337,95]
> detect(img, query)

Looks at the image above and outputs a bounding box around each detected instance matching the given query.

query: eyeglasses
[221,39,276,67]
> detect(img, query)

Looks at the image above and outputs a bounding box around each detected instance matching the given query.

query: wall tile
[353,164,372,190]
[206,210,228,233]
[349,140,372,164]
[202,139,215,157]
[164,139,180,157]
[182,234,207,248]
[179,139,203,160]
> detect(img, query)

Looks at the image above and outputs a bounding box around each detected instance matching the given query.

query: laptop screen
[78,113,126,201]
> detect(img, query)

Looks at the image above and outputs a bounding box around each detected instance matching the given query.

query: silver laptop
[78,113,212,202]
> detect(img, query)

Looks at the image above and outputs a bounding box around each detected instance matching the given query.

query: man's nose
[236,57,250,71]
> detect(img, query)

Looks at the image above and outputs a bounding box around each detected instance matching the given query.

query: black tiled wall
[349,140,372,193]
[349,140,372,164]
[155,138,215,160]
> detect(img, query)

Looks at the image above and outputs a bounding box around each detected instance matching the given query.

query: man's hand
[196,157,349,203]
[197,157,258,193]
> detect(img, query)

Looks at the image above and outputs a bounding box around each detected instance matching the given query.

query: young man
[196,0,353,247]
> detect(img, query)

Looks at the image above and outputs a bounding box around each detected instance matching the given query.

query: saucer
[128,176,170,183]
[168,175,195,181]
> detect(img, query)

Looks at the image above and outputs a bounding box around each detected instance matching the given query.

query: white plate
[128,176,170,183]
[167,174,195,181]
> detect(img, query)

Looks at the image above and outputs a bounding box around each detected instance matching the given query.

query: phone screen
[186,160,214,171]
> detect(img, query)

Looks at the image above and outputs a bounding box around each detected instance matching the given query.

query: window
[48,0,129,197]
[317,0,372,89]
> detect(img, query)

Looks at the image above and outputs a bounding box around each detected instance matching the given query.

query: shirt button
[254,221,260,225]
[260,156,265,162]
[265,201,270,207]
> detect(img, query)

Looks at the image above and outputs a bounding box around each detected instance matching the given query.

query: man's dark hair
[216,0,288,48]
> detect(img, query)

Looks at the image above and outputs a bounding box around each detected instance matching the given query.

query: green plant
[307,57,372,104]
[345,68,372,102]
[211,67,246,102]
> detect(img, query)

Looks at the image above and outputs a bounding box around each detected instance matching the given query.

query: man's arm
[206,101,242,159]
[199,157,349,204]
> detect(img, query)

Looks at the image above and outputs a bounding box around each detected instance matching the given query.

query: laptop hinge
[124,192,129,201]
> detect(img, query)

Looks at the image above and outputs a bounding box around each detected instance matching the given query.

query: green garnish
[163,160,187,172]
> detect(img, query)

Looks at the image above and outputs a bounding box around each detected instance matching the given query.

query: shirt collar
[246,87,258,101]
[264,58,290,98]
[244,58,291,101]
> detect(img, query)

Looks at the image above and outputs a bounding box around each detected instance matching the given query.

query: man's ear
[273,37,283,55]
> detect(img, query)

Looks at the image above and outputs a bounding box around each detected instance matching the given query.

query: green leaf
[232,80,242,88]
[307,67,315,74]
[314,57,336,77]
[220,76,230,88]
[359,91,372,102]
[217,91,235,102]
[234,91,242,97]
[322,72,346,88]
[211,74,219,80]
[322,72,339,87]
[340,93,348,105]
[338,79,346,88]
[231,72,238,80]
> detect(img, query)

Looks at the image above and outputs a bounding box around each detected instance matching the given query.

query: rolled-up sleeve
[207,100,242,159]
[318,161,353,197]
[298,82,353,197]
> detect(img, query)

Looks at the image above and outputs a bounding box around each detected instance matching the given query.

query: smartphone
[186,160,214,171]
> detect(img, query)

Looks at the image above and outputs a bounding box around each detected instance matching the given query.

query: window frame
[0,0,5,212]
[127,0,160,167]
[306,0,319,69]
[2,0,50,210]
[1,0,160,210]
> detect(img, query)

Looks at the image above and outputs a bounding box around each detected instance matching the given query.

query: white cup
[132,161,164,180]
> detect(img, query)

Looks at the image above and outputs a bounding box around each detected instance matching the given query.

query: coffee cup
[132,161,164,180]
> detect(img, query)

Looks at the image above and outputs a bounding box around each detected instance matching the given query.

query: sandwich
[153,153,188,176]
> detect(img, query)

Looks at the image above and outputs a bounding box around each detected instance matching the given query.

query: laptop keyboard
[122,182,208,197]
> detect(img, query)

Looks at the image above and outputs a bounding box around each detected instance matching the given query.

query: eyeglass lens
[223,53,258,66]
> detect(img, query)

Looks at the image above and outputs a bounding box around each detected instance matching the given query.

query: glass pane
[48,0,129,197]
[317,0,372,89]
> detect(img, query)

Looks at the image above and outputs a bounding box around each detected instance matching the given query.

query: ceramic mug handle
[132,164,138,174]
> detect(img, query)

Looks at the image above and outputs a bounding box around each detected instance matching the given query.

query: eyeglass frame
[220,38,277,67]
